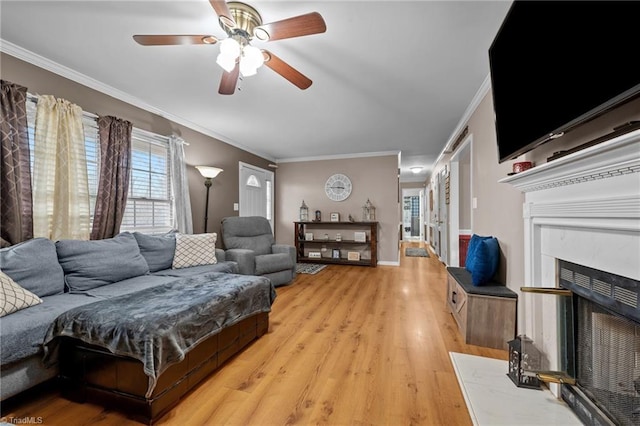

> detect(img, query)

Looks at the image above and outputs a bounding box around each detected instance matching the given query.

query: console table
[294,221,378,267]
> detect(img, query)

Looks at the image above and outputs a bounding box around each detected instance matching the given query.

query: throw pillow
[56,232,150,292]
[0,238,65,297]
[464,234,492,273]
[0,270,43,317]
[172,233,218,269]
[133,230,177,272]
[470,237,500,286]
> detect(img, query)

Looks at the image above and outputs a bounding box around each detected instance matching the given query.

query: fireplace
[558,259,640,425]
[501,128,640,424]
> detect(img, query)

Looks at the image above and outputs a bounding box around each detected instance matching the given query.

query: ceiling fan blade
[262,50,312,90]
[133,35,218,46]
[218,63,240,95]
[255,12,326,41]
[209,0,236,28]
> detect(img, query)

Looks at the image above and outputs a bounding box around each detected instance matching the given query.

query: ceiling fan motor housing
[222,2,263,39]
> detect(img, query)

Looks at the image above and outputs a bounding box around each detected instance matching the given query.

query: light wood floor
[1,242,507,425]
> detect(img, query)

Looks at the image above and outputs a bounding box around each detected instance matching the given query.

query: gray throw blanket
[43,272,276,398]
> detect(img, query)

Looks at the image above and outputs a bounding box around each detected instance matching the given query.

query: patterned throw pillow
[172,233,218,269]
[0,270,43,317]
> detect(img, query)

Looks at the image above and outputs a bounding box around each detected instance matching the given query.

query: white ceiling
[0,0,512,181]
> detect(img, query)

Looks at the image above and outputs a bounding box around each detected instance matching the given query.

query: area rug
[449,352,580,425]
[296,263,327,275]
[405,247,429,257]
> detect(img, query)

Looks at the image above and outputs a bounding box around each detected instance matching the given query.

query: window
[120,130,173,234]
[26,95,173,235]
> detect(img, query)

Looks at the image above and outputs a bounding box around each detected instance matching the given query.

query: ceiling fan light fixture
[242,45,265,69]
[216,53,237,73]
[239,62,258,77]
[219,37,241,57]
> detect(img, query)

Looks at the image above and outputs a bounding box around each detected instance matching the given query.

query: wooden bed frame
[58,312,269,424]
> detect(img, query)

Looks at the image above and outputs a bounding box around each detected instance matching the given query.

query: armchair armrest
[272,244,296,274]
[215,248,226,263]
[224,249,256,275]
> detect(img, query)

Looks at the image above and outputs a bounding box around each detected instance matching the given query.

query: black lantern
[508,335,542,389]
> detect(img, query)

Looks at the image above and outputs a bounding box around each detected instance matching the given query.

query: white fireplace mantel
[500,128,640,397]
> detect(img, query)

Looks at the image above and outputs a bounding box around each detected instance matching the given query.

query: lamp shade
[196,166,223,179]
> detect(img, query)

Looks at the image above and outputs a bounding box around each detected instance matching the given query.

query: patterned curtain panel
[169,135,193,234]
[0,80,33,247]
[91,116,132,240]
[33,95,90,240]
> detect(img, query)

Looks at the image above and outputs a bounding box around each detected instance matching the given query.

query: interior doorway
[449,136,472,267]
[401,188,424,241]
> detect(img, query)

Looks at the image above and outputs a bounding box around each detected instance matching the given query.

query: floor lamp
[195,166,223,233]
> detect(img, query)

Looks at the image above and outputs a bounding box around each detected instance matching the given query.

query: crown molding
[431,73,491,168]
[276,150,400,164]
[0,39,275,162]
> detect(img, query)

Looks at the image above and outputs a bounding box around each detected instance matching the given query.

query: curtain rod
[26,92,188,145]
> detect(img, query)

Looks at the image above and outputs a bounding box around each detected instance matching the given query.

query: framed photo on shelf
[354,231,367,242]
[347,251,361,261]
[305,232,314,241]
[332,249,340,259]
[308,251,321,258]
[330,212,340,222]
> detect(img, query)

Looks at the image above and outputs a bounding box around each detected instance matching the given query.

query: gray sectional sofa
[0,231,249,402]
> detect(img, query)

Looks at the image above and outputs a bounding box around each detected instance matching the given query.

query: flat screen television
[489,1,640,163]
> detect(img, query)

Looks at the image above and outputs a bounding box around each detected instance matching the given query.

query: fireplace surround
[501,128,640,424]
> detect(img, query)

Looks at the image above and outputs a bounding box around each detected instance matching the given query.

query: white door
[239,162,274,230]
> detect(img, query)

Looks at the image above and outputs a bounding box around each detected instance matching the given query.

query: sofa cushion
[468,237,500,286]
[0,238,65,297]
[56,232,150,292]
[0,271,42,317]
[154,261,238,277]
[255,253,294,275]
[133,230,176,272]
[172,233,217,269]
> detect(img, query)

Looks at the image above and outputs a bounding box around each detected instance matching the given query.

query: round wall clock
[325,173,352,201]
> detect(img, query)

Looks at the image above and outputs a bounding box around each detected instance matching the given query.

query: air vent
[614,287,638,309]
[575,272,590,289]
[558,259,640,324]
[593,279,612,297]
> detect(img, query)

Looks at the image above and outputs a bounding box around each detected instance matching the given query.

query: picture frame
[305,232,314,241]
[347,251,361,261]
[354,231,367,243]
[330,212,340,222]
[332,249,340,259]
[308,251,321,258]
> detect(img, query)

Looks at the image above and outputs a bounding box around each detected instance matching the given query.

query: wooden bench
[446,267,517,350]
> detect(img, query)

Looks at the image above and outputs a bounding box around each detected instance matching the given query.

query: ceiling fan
[133,0,326,95]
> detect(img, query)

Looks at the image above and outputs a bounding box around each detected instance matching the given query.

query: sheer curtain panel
[32,95,90,240]
[169,135,193,234]
[0,80,33,247]
[91,116,132,240]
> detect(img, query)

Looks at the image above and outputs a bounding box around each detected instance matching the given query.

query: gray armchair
[221,216,296,286]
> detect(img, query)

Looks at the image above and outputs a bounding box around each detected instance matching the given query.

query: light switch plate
[233,203,239,211]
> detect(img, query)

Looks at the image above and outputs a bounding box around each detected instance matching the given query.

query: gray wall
[1,53,272,240]
[275,155,400,264]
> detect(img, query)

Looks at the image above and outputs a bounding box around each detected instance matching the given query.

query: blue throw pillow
[470,237,500,286]
[465,234,492,273]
